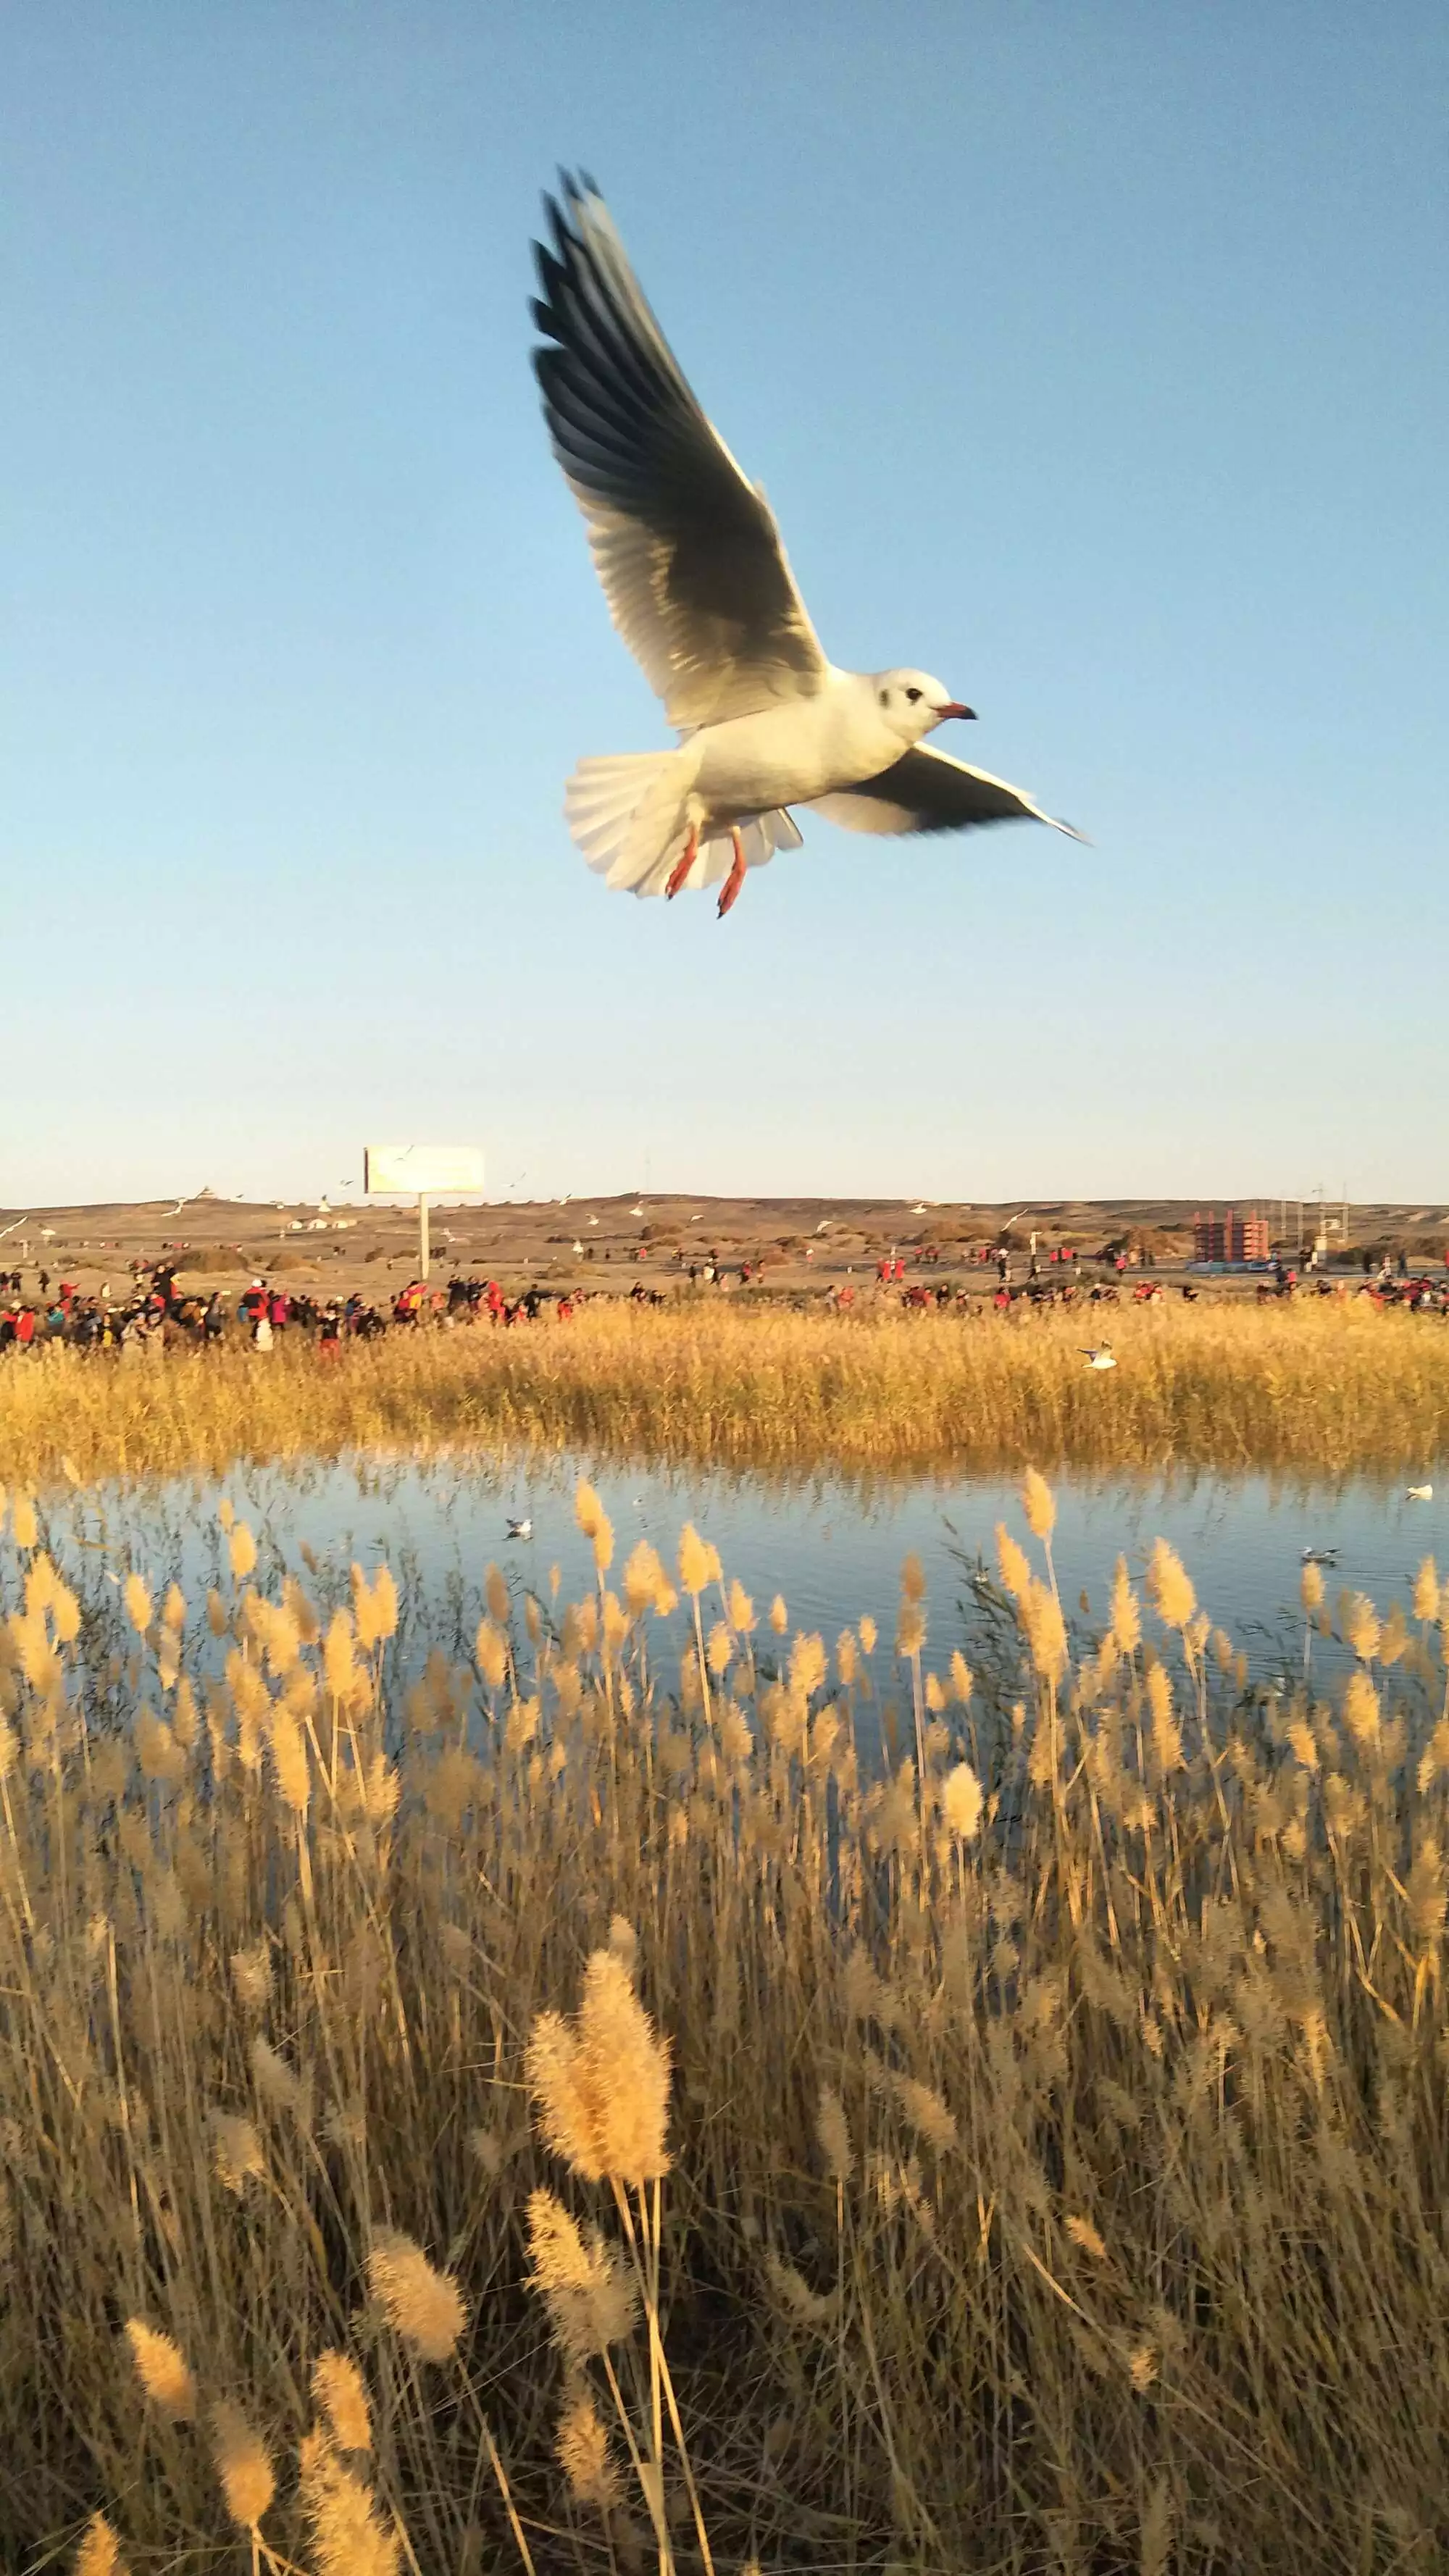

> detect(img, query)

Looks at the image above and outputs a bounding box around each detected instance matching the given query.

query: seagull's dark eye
[906,687,922,705]
[878,689,888,707]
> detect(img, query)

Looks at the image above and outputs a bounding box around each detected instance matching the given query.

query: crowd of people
[0,1260,589,1357]
[4,1241,1449,1358]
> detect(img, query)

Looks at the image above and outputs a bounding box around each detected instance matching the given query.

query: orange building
[1192,1208,1272,1263]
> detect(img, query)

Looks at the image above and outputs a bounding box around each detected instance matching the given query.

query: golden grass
[4,1296,1448,1484]
[4,1477,1449,2570]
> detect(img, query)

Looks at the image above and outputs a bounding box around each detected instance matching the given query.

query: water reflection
[36,1446,1447,1698]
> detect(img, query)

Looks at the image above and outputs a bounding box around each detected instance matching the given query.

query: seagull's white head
[872,669,976,746]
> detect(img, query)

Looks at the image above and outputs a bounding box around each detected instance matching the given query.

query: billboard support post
[362,1147,484,1288]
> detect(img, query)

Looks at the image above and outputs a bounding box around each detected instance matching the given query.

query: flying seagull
[506,1515,533,1542]
[531,174,1081,919]
[1406,1484,1434,1504]
[1082,1346,1118,1371]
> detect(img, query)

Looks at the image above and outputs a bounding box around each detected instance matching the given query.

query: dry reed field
[4,1471,1449,2573]
[3,1298,1448,1485]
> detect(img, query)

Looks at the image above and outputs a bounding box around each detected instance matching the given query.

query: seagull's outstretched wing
[809,744,1085,841]
[533,173,828,731]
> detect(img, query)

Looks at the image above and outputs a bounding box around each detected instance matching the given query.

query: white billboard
[364,1145,485,1197]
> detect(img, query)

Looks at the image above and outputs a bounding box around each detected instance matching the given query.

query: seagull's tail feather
[566,756,803,899]
[566,752,696,896]
[692,808,803,887]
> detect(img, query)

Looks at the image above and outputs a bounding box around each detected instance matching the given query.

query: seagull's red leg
[665,824,698,900]
[717,827,748,919]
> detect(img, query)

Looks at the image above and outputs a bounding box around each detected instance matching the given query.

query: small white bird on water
[1407,1484,1434,1503]
[533,175,1080,918]
[1082,1346,1117,1371]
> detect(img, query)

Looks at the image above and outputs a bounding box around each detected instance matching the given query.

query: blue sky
[3,3,1445,1208]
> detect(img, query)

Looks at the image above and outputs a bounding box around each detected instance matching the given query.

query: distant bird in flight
[506,1516,533,1542]
[1082,1346,1117,1371]
[531,174,1080,919]
[1406,1484,1434,1503]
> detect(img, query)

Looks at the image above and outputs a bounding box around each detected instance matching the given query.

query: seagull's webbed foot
[665,825,698,901]
[717,827,747,920]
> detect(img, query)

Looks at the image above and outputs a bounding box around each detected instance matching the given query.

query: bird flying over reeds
[532,174,1080,917]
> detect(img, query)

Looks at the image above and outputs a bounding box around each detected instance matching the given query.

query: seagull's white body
[1082,1347,1117,1371]
[696,677,906,815]
[533,175,1080,913]
[571,672,1042,892]
[1407,1484,1434,1502]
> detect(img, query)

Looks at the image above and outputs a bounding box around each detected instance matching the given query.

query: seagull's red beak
[934,701,976,722]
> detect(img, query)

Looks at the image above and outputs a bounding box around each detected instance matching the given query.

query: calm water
[42,1448,1447,1687]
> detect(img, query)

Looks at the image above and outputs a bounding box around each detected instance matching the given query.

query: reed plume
[124,2320,196,2422]
[996,1524,1032,1602]
[1145,1538,1195,1631]
[527,1948,671,2185]
[525,2188,638,2361]
[210,2110,264,2195]
[815,2085,852,2183]
[312,2351,372,2453]
[677,1523,712,1597]
[943,1762,984,1840]
[74,2516,128,2576]
[366,2231,467,2364]
[227,1522,257,1582]
[209,2399,275,2529]
[556,2387,622,2512]
[298,2428,400,2576]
